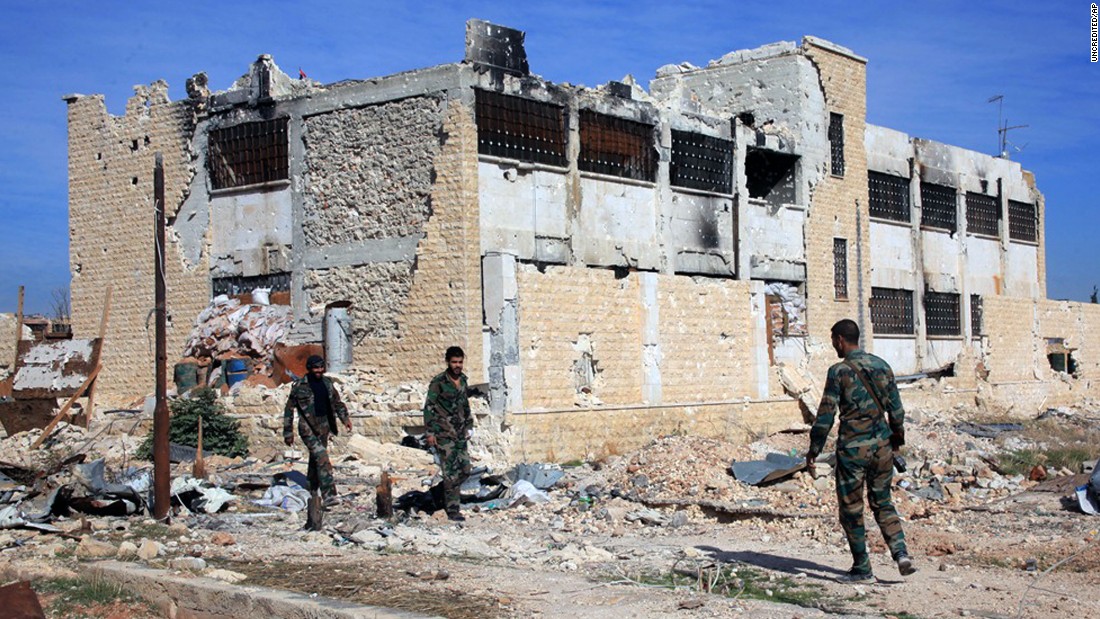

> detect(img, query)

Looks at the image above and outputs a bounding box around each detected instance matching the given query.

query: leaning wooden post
[153,153,171,521]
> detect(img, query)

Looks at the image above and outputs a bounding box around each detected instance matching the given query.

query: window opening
[966,191,1000,237]
[868,171,911,222]
[1008,200,1037,242]
[212,272,291,302]
[745,148,798,207]
[828,112,845,177]
[921,182,957,232]
[970,294,983,337]
[475,90,567,167]
[578,110,657,182]
[870,287,914,335]
[208,118,289,190]
[1046,338,1078,375]
[833,238,848,300]
[670,130,733,193]
[924,290,961,336]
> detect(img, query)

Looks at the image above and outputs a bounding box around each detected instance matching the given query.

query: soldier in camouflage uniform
[284,355,352,506]
[806,320,917,582]
[422,346,473,521]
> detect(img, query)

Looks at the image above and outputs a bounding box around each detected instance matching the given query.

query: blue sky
[1,1,1096,313]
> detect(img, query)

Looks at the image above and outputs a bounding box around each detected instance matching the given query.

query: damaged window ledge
[965,232,1001,242]
[478,154,568,175]
[672,186,733,200]
[926,335,964,341]
[747,198,806,211]
[868,215,912,227]
[1008,239,1040,247]
[578,170,657,189]
[919,225,958,236]
[871,333,916,339]
[210,179,291,197]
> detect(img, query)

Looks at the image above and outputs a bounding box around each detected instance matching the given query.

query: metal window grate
[966,192,1000,237]
[833,238,848,300]
[579,110,657,182]
[920,182,957,232]
[970,294,983,337]
[212,272,291,297]
[475,90,567,167]
[1008,200,1037,242]
[208,118,289,190]
[828,113,845,177]
[870,287,914,335]
[868,172,911,222]
[670,130,733,193]
[924,290,961,336]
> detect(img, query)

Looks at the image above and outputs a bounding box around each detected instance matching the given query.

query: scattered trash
[508,463,565,490]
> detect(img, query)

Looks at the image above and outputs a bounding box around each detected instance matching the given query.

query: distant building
[65,20,1096,459]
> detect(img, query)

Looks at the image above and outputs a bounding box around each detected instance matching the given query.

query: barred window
[966,192,1000,237]
[475,90,567,167]
[870,287,914,335]
[208,118,289,190]
[212,272,291,297]
[970,294,983,337]
[828,113,845,177]
[670,130,733,193]
[833,238,848,300]
[1008,200,1037,243]
[924,290,961,336]
[921,182,957,232]
[868,172,911,222]
[579,110,657,182]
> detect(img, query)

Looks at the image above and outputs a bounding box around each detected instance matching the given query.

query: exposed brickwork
[67,85,210,397]
[302,98,442,245]
[801,43,871,382]
[983,296,1038,382]
[516,265,643,408]
[510,399,802,462]
[657,275,755,403]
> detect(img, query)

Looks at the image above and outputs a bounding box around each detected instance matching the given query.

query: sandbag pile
[182,296,292,375]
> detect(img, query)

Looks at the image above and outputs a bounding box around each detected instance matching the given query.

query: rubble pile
[182,296,291,375]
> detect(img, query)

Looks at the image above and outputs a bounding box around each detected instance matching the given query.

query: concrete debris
[955,422,1024,439]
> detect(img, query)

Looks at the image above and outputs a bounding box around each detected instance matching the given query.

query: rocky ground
[1,401,1098,618]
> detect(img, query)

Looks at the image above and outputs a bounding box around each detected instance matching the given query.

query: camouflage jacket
[283,375,349,441]
[422,371,471,442]
[808,349,905,458]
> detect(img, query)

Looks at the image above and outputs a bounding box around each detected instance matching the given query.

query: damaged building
[65,20,1100,461]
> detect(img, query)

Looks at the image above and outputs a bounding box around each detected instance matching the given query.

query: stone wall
[66,84,210,398]
[303,263,415,340]
[515,264,644,408]
[302,97,442,245]
[801,39,872,381]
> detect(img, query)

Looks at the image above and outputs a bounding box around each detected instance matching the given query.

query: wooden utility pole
[13,286,23,368]
[153,153,171,521]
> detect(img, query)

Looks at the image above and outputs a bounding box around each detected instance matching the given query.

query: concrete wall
[209,188,292,277]
[66,84,211,397]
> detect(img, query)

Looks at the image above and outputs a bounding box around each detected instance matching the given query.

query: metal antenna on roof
[987,95,1028,159]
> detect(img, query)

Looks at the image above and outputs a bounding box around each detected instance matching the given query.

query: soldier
[806,319,917,582]
[284,355,352,507]
[422,346,473,521]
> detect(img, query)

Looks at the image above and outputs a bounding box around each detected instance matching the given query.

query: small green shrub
[136,388,248,460]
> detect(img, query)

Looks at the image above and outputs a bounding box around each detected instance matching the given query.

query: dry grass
[992,416,1100,476]
[217,557,508,619]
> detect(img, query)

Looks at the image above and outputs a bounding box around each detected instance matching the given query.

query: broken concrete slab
[730,453,805,486]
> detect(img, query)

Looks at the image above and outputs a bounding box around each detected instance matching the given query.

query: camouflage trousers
[835,440,907,573]
[302,432,336,499]
[437,439,470,514]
